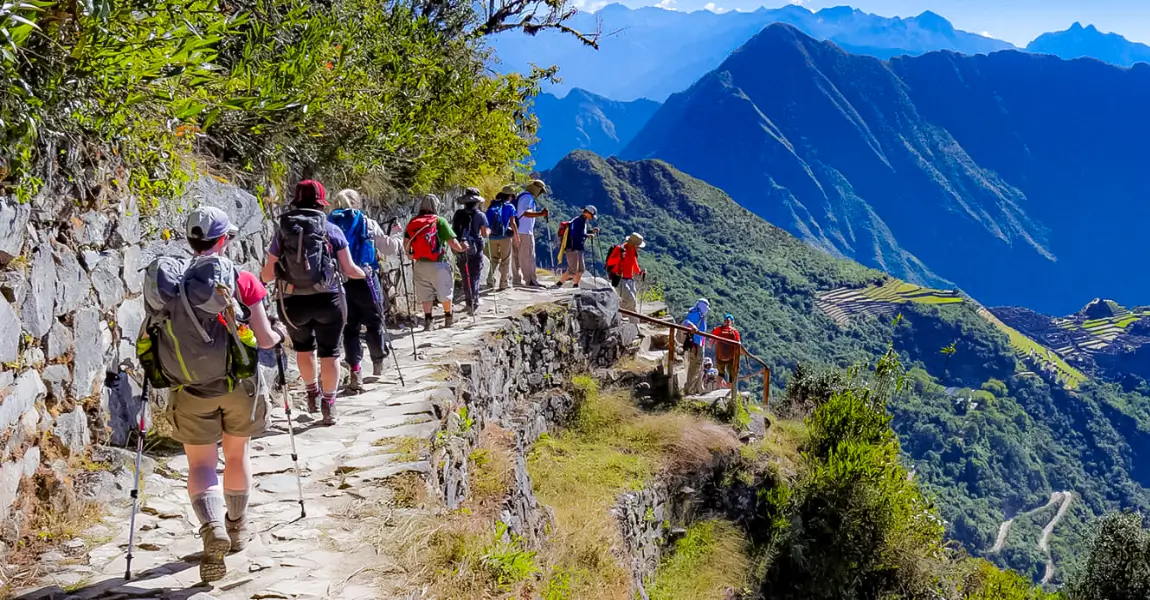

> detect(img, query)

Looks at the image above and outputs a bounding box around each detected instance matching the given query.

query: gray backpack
[139,255,258,398]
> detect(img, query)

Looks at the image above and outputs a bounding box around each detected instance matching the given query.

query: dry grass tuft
[647,519,752,600]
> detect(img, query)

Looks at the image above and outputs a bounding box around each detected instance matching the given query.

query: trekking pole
[274,346,307,520]
[124,374,149,581]
[545,215,557,275]
[376,273,406,387]
[463,260,475,324]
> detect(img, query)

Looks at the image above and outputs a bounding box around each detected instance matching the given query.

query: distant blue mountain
[621,23,1150,314]
[531,88,661,169]
[1027,23,1150,66]
[490,4,1015,101]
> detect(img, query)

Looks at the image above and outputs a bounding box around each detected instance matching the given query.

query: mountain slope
[622,23,1150,315]
[490,4,1013,101]
[1028,23,1150,66]
[543,150,1150,583]
[530,88,660,170]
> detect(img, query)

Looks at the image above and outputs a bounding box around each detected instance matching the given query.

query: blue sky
[602,0,1150,46]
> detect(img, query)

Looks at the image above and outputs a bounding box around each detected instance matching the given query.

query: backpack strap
[177,268,213,344]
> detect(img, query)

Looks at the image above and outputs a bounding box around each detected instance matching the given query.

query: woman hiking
[329,188,403,392]
[140,207,287,582]
[451,188,489,315]
[261,180,366,426]
[405,193,468,331]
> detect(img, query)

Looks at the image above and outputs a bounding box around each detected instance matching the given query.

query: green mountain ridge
[543,149,1150,585]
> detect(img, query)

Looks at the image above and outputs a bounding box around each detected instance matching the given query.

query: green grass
[528,381,739,600]
[647,520,752,600]
[855,280,964,305]
[978,309,1086,389]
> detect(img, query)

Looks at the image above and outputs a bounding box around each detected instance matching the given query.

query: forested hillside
[544,150,1150,585]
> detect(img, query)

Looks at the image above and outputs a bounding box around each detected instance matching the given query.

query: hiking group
[129,175,668,586]
[676,299,743,396]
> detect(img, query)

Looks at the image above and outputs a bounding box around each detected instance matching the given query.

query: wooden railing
[619,308,770,405]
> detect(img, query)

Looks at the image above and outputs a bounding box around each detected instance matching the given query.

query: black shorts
[282,292,346,358]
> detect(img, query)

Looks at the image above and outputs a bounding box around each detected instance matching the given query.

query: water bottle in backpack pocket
[275,209,337,293]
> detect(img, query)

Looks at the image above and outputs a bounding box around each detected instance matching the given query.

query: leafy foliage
[0,0,559,206]
[1064,512,1150,600]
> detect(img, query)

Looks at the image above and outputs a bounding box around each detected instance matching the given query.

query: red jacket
[711,325,741,361]
[619,245,642,279]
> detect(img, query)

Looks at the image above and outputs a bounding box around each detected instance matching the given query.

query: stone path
[14,277,581,600]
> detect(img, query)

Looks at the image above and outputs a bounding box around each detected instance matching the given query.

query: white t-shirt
[516,192,537,235]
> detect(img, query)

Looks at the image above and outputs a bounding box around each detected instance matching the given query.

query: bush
[1064,512,1150,600]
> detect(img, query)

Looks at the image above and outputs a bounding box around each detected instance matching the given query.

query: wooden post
[729,347,741,406]
[667,324,676,399]
[762,367,770,407]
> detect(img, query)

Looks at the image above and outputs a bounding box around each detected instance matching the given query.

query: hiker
[512,179,549,288]
[485,185,519,291]
[329,188,400,392]
[555,205,599,288]
[681,298,710,395]
[710,313,742,384]
[260,180,366,426]
[703,357,720,391]
[615,232,647,316]
[452,188,489,315]
[140,206,287,583]
[405,193,468,330]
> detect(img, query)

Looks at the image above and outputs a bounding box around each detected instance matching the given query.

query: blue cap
[724,313,734,321]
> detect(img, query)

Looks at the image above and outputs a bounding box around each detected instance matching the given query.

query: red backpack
[406,214,442,261]
[605,243,625,275]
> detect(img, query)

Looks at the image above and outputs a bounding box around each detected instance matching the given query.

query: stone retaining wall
[0,177,269,557]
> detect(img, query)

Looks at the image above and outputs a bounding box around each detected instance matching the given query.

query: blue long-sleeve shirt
[567,215,590,251]
[682,307,707,347]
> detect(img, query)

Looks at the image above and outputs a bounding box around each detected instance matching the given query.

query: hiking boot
[198,522,231,582]
[443,312,454,329]
[554,281,564,288]
[422,315,433,332]
[305,390,319,414]
[372,360,385,377]
[466,303,476,317]
[348,369,364,393]
[321,399,336,426]
[225,515,249,553]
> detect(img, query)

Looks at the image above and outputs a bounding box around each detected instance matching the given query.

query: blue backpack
[486,199,514,239]
[328,208,378,269]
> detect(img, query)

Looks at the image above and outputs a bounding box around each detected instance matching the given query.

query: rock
[20,243,56,338]
[116,296,144,352]
[42,364,70,404]
[104,370,146,446]
[115,197,142,246]
[22,445,40,477]
[182,177,264,239]
[0,460,21,514]
[0,295,19,363]
[46,320,73,361]
[574,289,620,331]
[0,199,30,263]
[20,346,44,369]
[71,305,108,400]
[74,210,110,247]
[121,244,144,294]
[87,251,125,311]
[53,248,91,316]
[1,370,45,429]
[52,406,90,456]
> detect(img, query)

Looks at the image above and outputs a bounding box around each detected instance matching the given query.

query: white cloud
[790,0,805,4]
[980,31,998,39]
[703,2,727,13]
[655,0,678,10]
[572,0,607,11]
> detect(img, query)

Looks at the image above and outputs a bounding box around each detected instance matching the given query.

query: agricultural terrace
[816,280,963,325]
[980,309,1087,390]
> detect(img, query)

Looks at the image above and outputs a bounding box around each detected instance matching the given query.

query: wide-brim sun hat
[626,232,646,248]
[584,205,598,217]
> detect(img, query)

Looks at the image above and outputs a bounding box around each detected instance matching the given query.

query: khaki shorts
[168,379,267,445]
[413,260,453,303]
[565,250,585,276]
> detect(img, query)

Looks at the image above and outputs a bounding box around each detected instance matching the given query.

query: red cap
[293,180,328,207]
